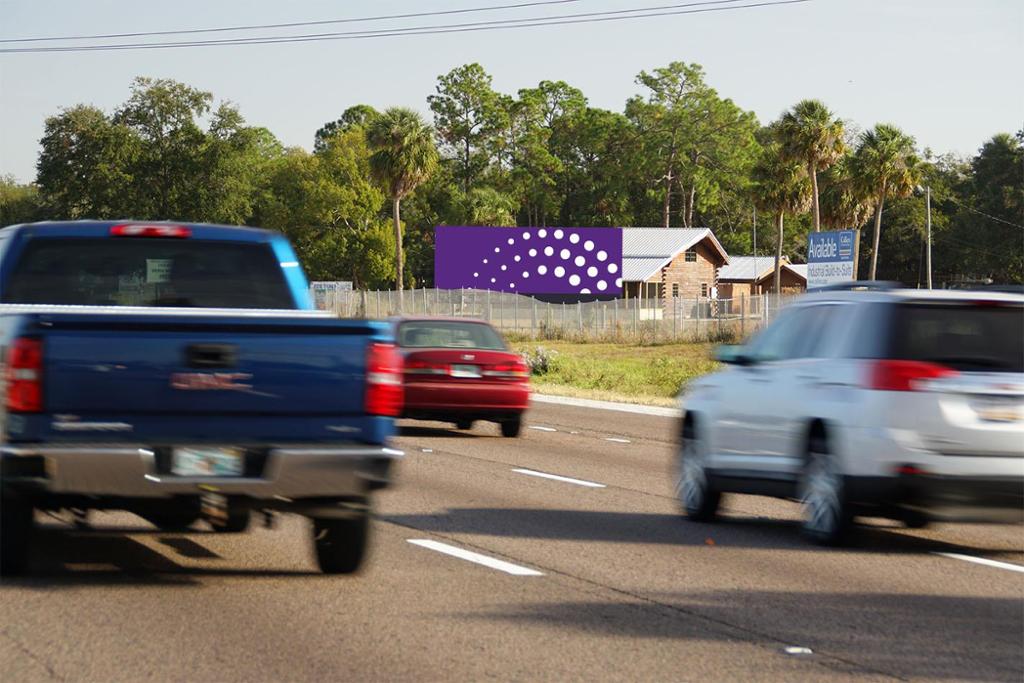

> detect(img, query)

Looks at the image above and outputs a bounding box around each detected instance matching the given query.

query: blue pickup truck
[0,221,403,575]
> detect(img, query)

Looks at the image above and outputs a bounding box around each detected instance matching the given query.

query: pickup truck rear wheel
[144,511,201,531]
[312,512,369,574]
[500,417,522,438]
[1,492,33,576]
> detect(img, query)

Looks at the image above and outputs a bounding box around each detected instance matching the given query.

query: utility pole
[926,185,933,290]
[753,207,757,260]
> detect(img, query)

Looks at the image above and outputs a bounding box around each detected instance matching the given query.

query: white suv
[676,284,1024,544]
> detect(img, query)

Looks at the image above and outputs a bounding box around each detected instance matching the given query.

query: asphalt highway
[2,400,1022,682]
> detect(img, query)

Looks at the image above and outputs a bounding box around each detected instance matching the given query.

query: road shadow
[383,508,1018,556]
[1,525,323,589]
[463,591,1023,681]
[398,424,481,439]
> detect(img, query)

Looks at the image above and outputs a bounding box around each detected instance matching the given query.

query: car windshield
[890,303,1024,372]
[1,238,294,309]
[398,321,506,350]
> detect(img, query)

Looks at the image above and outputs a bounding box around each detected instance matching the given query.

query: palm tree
[818,154,873,232]
[778,99,846,233]
[367,108,439,300]
[752,139,811,294]
[852,124,921,280]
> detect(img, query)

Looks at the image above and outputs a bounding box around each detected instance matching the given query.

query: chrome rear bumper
[1,444,403,499]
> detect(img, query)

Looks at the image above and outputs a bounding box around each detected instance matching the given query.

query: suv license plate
[450,364,482,378]
[171,447,244,476]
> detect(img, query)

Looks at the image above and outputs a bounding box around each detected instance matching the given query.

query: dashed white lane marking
[784,647,814,655]
[511,468,606,488]
[934,552,1024,574]
[604,437,631,444]
[407,539,544,576]
[528,425,557,432]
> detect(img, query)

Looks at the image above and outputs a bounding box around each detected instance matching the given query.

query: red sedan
[394,318,530,437]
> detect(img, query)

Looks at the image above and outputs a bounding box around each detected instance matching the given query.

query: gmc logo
[170,372,253,391]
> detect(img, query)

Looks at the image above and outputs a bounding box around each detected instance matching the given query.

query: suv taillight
[365,343,403,416]
[6,337,43,412]
[867,360,958,392]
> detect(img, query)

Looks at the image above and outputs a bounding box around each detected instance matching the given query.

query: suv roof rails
[812,281,901,293]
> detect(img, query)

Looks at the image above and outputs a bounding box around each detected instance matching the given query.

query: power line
[0,0,811,54]
[0,0,589,44]
[945,194,1024,230]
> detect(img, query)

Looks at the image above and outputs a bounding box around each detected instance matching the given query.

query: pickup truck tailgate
[33,311,379,416]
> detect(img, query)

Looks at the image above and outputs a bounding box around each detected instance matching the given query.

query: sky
[0,0,1021,183]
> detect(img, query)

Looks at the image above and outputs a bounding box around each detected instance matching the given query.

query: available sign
[807,230,858,289]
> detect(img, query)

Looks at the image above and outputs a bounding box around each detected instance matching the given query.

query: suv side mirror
[714,344,756,366]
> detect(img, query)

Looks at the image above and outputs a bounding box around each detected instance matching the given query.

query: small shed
[717,256,807,297]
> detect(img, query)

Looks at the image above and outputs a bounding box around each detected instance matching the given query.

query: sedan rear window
[398,321,507,350]
[890,303,1024,372]
[1,238,294,309]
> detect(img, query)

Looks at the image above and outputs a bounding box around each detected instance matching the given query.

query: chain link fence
[314,288,791,343]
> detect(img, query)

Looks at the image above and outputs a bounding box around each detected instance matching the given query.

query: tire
[456,420,474,431]
[800,433,852,545]
[500,417,522,438]
[210,508,251,534]
[676,419,721,522]
[312,513,369,574]
[0,492,33,576]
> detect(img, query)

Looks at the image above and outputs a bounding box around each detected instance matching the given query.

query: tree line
[1,66,1021,290]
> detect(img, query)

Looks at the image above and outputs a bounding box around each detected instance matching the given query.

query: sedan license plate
[450,364,482,379]
[171,447,244,476]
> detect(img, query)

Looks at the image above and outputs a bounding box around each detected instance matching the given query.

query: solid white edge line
[512,468,606,488]
[407,539,544,576]
[531,393,680,418]
[528,425,557,432]
[934,552,1024,574]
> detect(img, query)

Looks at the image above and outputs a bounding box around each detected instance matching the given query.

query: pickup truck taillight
[6,337,43,412]
[366,343,403,417]
[867,360,958,392]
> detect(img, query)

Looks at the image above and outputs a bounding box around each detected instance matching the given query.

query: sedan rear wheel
[676,422,720,522]
[500,417,522,438]
[800,436,851,545]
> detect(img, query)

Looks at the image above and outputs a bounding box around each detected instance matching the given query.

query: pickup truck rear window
[890,303,1024,372]
[2,238,294,309]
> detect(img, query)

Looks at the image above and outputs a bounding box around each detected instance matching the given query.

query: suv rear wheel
[800,432,851,545]
[676,419,721,522]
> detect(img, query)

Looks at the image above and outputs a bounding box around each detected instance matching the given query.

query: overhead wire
[0,0,590,43]
[0,0,812,54]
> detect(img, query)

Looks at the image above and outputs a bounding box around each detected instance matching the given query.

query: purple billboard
[434,226,623,295]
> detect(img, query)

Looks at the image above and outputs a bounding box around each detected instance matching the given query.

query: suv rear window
[398,321,506,350]
[890,303,1024,372]
[1,238,294,309]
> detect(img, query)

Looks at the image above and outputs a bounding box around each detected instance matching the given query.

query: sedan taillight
[365,343,403,416]
[483,359,530,380]
[6,337,43,412]
[867,360,958,392]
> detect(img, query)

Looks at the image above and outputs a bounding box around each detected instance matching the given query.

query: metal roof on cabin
[718,256,808,282]
[621,227,728,282]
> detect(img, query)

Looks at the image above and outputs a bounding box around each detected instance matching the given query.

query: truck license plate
[450,364,481,378]
[171,447,244,476]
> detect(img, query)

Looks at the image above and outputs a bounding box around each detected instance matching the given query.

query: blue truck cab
[0,221,403,575]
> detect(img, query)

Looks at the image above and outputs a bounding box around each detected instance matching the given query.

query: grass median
[510,340,720,407]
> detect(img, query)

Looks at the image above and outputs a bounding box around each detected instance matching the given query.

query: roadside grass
[511,340,720,407]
